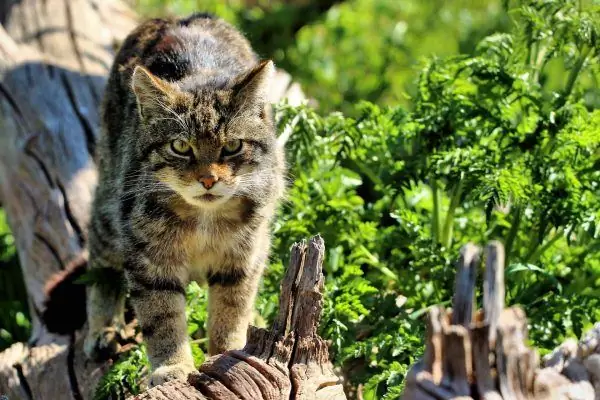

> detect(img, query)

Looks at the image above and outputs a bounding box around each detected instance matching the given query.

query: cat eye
[222,139,243,156]
[170,139,192,156]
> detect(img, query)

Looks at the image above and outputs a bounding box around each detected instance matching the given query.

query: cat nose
[199,175,217,189]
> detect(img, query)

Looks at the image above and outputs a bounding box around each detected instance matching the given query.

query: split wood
[401,241,600,400]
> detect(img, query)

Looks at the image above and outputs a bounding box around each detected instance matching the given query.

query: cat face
[131,61,279,210]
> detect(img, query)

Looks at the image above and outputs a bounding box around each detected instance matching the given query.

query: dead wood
[402,241,600,400]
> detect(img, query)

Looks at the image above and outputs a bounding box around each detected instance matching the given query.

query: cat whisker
[119,191,174,202]
[119,185,174,198]
[153,98,189,131]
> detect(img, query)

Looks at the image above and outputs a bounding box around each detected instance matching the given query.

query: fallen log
[0,0,306,398]
[401,241,600,400]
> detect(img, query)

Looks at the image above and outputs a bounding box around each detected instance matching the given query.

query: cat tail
[41,254,87,335]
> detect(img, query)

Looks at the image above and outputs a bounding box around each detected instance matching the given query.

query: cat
[84,13,285,386]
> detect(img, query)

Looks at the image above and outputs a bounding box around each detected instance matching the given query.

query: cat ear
[131,66,179,117]
[233,60,275,106]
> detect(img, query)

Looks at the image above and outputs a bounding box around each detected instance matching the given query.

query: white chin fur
[180,183,238,209]
[186,194,231,209]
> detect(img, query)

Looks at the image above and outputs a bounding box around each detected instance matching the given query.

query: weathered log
[401,241,600,400]
[129,236,346,400]
[0,0,307,398]
[0,1,135,398]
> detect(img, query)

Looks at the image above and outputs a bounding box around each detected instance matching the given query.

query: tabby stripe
[123,258,137,272]
[140,142,166,162]
[179,12,215,27]
[119,194,136,221]
[128,274,186,297]
[132,239,150,255]
[214,114,227,134]
[122,229,151,256]
[120,159,141,219]
[143,194,178,220]
[99,212,117,236]
[251,140,268,153]
[207,267,247,287]
[125,263,185,297]
[140,311,180,337]
[240,198,259,224]
[150,162,167,171]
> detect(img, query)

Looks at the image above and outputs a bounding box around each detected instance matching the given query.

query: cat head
[130,60,282,210]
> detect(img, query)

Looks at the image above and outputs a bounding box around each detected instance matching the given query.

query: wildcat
[84,13,285,386]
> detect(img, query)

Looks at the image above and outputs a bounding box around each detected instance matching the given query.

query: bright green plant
[0,209,29,351]
[270,3,599,397]
[94,345,150,400]
[285,0,511,113]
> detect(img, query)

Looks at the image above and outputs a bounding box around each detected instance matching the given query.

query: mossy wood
[0,0,305,399]
[401,242,600,400]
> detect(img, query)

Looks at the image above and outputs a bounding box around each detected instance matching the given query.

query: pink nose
[199,176,217,189]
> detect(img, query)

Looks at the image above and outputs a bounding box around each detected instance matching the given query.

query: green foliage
[186,281,207,367]
[0,209,29,351]
[94,345,150,400]
[284,0,513,113]
[267,2,599,396]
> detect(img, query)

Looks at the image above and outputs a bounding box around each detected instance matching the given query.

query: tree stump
[0,0,307,398]
[401,241,600,400]
[130,236,346,400]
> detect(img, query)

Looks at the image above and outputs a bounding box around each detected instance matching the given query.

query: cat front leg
[84,272,127,360]
[125,261,196,386]
[207,263,263,355]
[84,220,127,361]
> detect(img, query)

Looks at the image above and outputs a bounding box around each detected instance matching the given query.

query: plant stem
[441,180,463,248]
[345,158,384,189]
[532,44,548,84]
[504,205,522,266]
[524,212,547,262]
[431,179,441,244]
[561,46,591,107]
[525,228,564,264]
[525,22,534,68]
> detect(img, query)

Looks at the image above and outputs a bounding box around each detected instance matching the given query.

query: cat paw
[150,364,198,387]
[83,327,122,361]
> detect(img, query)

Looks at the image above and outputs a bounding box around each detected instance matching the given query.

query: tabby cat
[84,13,285,385]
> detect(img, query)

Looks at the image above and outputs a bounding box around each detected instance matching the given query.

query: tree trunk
[0,0,307,398]
[0,1,136,397]
[0,0,133,348]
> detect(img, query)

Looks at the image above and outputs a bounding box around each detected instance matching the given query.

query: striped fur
[84,14,285,386]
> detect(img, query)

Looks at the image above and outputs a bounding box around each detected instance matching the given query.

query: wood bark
[401,241,600,400]
[0,0,307,399]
